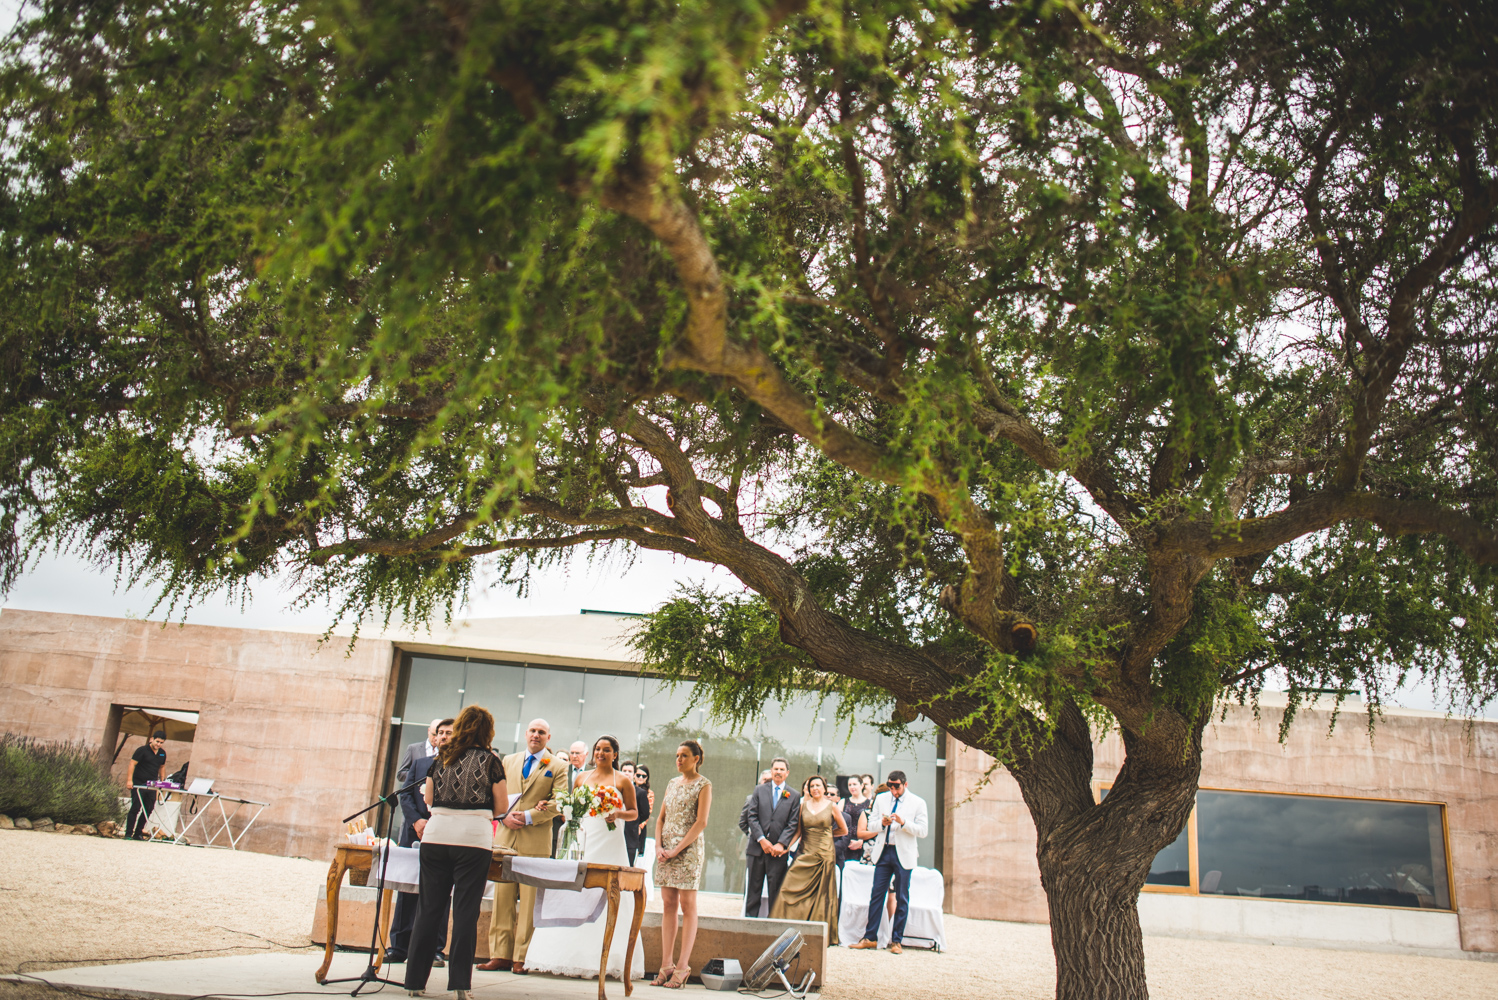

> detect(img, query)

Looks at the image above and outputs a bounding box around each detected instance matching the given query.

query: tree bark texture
[1008,710,1204,1000]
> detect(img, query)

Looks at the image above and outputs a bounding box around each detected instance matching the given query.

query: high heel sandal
[650,965,675,987]
[664,967,691,989]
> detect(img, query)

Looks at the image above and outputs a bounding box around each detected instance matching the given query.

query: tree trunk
[1008,704,1204,1000]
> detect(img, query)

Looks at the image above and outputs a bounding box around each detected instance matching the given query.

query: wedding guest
[849,771,927,955]
[622,760,651,867]
[404,705,506,996]
[770,775,847,943]
[125,731,167,840]
[743,758,800,918]
[737,769,772,836]
[483,719,566,974]
[652,740,712,989]
[397,718,443,783]
[389,718,453,966]
[835,774,871,869]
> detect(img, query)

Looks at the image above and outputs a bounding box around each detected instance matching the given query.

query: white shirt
[866,789,927,869]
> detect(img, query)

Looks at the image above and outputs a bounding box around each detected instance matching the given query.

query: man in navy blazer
[387,718,452,965]
[743,757,801,917]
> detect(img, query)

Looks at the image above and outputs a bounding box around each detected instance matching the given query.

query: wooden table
[316,843,647,1000]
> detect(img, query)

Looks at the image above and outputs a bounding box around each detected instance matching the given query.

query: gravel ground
[3,828,1496,999]
[0,829,325,975]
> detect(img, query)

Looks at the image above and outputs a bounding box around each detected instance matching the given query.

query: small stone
[14,817,32,830]
[32,817,54,831]
[97,820,118,837]
[52,823,74,835]
[0,815,13,830]
[76,824,98,836]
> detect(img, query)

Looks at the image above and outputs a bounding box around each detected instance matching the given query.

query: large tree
[3,1,1496,996]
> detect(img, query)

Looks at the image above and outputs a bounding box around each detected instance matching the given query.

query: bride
[524,735,643,980]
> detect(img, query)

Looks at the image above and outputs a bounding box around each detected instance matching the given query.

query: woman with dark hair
[652,740,712,989]
[405,705,506,1000]
[621,760,652,867]
[525,734,642,981]
[835,773,871,870]
[770,775,847,943]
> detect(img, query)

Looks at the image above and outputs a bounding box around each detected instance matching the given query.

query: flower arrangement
[559,782,627,833]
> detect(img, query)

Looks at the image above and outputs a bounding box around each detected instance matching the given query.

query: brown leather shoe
[850,939,879,950]
[888,942,903,955]
[478,958,511,972]
[511,963,530,975]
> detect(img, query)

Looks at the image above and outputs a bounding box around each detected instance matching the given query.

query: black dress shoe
[432,954,445,968]
[385,951,407,964]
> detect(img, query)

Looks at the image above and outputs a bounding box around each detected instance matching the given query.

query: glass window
[1196,791,1450,909]
[403,657,467,730]
[461,660,527,752]
[1098,785,1192,887]
[396,654,941,893]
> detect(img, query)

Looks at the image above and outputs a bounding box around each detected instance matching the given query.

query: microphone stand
[323,777,427,996]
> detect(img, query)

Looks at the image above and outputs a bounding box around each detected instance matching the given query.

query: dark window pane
[1098,786,1191,887]
[1196,791,1449,909]
[1146,824,1192,886]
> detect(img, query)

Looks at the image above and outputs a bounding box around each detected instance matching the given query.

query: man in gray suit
[744,758,801,917]
[396,718,443,783]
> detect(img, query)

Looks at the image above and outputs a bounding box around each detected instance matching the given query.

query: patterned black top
[429,747,506,810]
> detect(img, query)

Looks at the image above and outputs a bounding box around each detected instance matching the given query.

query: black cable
[10,970,355,1000]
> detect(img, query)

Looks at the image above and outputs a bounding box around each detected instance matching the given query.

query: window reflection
[1196,791,1450,909]
[397,654,940,892]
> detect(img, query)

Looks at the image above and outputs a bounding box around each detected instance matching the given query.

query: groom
[480,718,567,974]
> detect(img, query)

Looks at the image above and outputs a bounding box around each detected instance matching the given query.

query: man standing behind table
[849,771,927,954]
[397,718,443,783]
[737,770,772,837]
[124,731,167,840]
[743,758,801,918]
[387,718,454,966]
[480,719,567,974]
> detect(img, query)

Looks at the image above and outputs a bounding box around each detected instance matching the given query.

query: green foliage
[0,735,125,826]
[0,0,1494,764]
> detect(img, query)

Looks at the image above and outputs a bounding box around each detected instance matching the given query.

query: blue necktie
[523,754,535,779]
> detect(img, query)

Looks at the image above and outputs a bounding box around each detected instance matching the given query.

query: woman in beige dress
[770,775,848,943]
[652,740,712,989]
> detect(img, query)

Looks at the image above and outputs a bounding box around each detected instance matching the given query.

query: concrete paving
[6,953,734,1000]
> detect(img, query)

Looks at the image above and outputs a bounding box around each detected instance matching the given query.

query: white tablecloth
[838,863,946,950]
[369,842,422,894]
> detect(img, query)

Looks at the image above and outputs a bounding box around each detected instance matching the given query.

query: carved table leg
[316,852,347,983]
[373,885,393,971]
[624,885,645,996]
[598,875,622,1000]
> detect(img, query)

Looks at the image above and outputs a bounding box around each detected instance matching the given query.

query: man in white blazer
[849,770,927,953]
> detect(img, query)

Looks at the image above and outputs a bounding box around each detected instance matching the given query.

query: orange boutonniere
[781,789,791,801]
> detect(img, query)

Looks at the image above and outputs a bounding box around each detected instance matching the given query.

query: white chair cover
[838,862,946,950]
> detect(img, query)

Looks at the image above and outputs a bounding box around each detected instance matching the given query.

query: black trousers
[126,789,156,839]
[389,889,446,959]
[744,851,789,917]
[405,842,490,991]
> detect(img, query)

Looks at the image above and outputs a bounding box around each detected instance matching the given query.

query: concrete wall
[0,608,397,860]
[944,700,1498,953]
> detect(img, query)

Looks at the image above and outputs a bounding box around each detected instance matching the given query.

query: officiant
[480,718,567,974]
[387,717,453,966]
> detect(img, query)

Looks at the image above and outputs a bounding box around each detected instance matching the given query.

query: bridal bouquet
[558,782,627,833]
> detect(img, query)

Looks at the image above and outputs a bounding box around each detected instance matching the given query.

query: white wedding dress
[525,811,644,980]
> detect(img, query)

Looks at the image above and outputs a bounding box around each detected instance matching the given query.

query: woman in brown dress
[770,774,848,943]
[652,740,712,989]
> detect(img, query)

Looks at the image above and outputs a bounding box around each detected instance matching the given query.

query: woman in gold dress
[770,774,848,943]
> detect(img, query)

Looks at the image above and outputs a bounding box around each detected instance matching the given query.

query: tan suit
[488,748,568,963]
